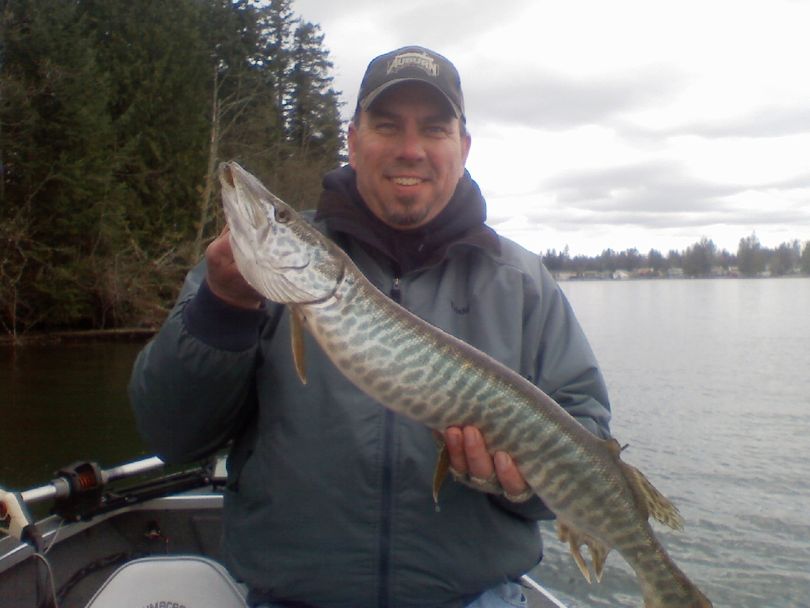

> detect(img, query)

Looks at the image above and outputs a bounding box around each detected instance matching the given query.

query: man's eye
[375,122,397,133]
[425,125,449,137]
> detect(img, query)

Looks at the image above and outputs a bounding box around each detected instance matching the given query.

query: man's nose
[396,127,426,162]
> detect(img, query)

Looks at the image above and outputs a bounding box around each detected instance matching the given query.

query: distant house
[612,270,631,280]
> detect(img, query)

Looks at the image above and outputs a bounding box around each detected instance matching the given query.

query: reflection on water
[0,340,149,490]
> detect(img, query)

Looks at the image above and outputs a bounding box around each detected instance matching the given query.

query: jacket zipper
[377,277,402,607]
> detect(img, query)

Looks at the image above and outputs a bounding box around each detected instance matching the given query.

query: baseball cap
[356,46,465,121]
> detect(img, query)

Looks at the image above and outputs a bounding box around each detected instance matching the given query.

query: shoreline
[0,327,157,347]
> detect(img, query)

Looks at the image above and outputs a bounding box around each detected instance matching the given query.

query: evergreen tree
[801,241,810,275]
[683,237,716,276]
[737,233,766,276]
[1,0,115,331]
[288,21,343,159]
[82,0,211,247]
[1,0,344,335]
[769,240,800,276]
[647,249,667,273]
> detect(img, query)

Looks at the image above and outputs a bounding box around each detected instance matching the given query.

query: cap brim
[360,78,463,119]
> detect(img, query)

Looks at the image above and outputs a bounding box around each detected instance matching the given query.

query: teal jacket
[129,169,611,608]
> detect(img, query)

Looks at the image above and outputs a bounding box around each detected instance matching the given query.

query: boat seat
[84,555,248,608]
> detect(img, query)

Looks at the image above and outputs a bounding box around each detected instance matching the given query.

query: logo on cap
[386,51,439,77]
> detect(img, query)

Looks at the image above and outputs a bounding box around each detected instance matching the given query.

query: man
[130,46,611,608]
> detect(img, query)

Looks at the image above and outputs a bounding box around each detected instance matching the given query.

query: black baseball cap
[356,46,465,121]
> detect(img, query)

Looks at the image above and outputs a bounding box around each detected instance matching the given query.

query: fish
[218,161,713,608]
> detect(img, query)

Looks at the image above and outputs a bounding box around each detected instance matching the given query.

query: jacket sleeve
[533,264,612,440]
[128,261,278,463]
[488,260,612,521]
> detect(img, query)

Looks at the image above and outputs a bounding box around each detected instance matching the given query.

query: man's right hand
[205,225,264,309]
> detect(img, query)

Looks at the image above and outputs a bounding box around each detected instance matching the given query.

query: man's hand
[205,225,264,309]
[442,426,533,502]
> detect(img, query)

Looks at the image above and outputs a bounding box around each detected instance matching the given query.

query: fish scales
[219,162,712,608]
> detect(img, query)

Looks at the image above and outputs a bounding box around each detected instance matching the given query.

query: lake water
[2,278,809,607]
[535,277,810,608]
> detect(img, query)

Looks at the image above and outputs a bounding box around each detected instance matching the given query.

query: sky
[293,0,810,257]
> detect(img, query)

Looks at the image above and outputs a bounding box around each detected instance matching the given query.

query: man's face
[348,82,471,230]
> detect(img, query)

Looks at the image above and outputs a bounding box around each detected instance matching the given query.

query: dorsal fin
[621,460,684,531]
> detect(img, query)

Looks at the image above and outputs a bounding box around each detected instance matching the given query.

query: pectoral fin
[432,437,450,504]
[557,520,611,584]
[289,305,307,385]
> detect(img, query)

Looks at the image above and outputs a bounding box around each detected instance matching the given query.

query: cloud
[540,161,738,212]
[465,64,687,130]
[378,0,535,48]
[618,104,810,141]
[486,162,810,236]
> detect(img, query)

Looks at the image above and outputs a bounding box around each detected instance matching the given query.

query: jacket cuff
[182,279,266,351]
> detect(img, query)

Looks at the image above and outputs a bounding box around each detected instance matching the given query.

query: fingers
[493,451,529,498]
[443,426,530,498]
[204,225,264,309]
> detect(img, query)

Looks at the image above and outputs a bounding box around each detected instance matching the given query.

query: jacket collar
[315,166,499,274]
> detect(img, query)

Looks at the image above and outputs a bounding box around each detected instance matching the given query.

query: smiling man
[131,46,611,608]
[348,79,471,229]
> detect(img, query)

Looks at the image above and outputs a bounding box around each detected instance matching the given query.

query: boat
[1,456,568,607]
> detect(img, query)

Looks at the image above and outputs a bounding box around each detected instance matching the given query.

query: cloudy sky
[294,0,810,256]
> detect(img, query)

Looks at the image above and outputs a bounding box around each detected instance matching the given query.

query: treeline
[543,234,810,277]
[1,0,343,338]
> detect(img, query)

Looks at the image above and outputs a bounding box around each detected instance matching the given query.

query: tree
[737,233,766,276]
[716,248,735,271]
[647,249,668,273]
[193,0,264,258]
[667,249,683,271]
[287,21,343,158]
[598,249,618,273]
[618,248,642,272]
[801,241,810,275]
[1,0,117,331]
[542,246,570,273]
[1,0,344,335]
[769,240,800,276]
[683,237,716,276]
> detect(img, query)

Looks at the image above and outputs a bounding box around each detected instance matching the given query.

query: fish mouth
[221,163,236,188]
[220,162,267,230]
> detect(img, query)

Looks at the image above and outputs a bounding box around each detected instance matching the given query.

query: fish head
[219,161,344,304]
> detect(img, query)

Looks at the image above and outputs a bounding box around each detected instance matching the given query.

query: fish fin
[590,538,609,583]
[621,460,684,531]
[289,305,307,385]
[432,437,450,504]
[557,520,612,584]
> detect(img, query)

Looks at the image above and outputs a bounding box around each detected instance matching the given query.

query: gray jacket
[129,186,611,607]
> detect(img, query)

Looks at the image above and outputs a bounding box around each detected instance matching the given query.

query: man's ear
[347,121,358,169]
[460,131,472,168]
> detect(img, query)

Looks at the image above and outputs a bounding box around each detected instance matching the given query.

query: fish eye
[275,207,291,223]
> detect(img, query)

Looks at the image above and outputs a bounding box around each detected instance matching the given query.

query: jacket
[129,167,611,608]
